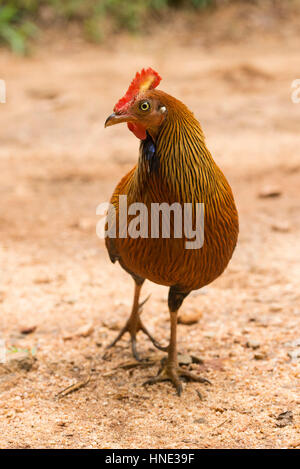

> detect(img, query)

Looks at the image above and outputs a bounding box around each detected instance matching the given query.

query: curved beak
[104,112,132,128]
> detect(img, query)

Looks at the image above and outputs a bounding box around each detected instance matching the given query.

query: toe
[131,338,142,362]
[170,370,183,396]
[179,368,211,385]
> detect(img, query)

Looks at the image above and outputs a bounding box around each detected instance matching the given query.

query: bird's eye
[139,101,150,112]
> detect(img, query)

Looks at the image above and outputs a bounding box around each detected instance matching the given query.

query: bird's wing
[105,165,136,264]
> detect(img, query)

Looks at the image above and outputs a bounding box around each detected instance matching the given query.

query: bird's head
[104,68,168,141]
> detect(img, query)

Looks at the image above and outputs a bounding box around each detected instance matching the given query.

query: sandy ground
[0,16,300,449]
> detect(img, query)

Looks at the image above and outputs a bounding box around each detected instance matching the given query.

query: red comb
[114,67,161,113]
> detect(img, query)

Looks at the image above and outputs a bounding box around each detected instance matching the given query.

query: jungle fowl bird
[104,68,239,395]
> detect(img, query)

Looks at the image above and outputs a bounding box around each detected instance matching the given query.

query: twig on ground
[55,375,91,399]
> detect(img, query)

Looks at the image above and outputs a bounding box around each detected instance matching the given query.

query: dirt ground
[0,12,300,449]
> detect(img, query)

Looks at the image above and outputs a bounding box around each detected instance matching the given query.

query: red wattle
[127,122,147,140]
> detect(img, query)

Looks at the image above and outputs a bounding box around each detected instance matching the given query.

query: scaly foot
[106,296,166,361]
[143,358,211,395]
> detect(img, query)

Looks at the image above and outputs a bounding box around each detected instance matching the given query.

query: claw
[106,327,127,350]
[106,308,165,360]
[143,364,211,395]
[143,372,183,396]
[179,368,212,385]
[140,324,168,352]
[131,337,142,362]
[138,294,151,312]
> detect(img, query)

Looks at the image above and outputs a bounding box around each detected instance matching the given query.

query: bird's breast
[108,163,238,291]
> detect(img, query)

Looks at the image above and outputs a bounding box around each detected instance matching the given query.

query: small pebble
[246,341,260,350]
[254,352,267,360]
[258,185,282,198]
[271,221,290,233]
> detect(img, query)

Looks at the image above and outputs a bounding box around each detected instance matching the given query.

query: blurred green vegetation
[0,0,284,54]
[0,3,37,54]
[0,0,217,53]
